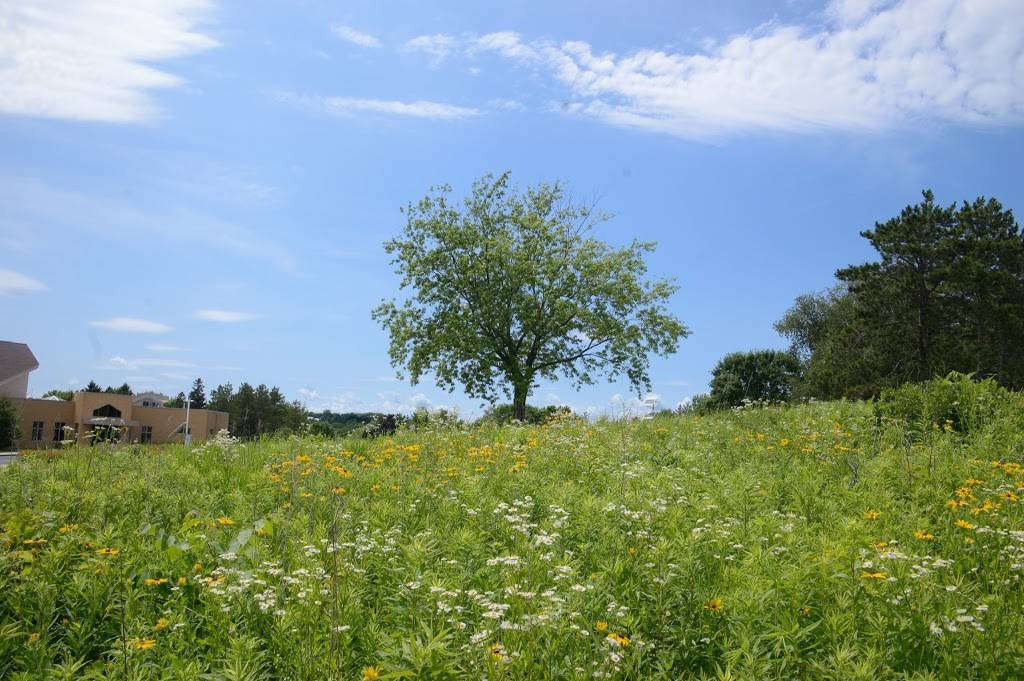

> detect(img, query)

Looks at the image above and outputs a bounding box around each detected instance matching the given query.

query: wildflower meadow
[2,401,1024,680]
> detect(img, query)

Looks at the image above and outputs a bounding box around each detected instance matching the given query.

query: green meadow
[3,399,1023,680]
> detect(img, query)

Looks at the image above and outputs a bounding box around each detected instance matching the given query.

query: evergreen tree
[188,378,207,409]
[85,380,102,393]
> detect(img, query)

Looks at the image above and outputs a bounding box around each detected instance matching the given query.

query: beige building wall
[0,371,30,399]
[9,392,229,450]
[11,398,76,448]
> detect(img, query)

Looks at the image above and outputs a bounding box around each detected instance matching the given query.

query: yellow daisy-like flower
[861,571,887,580]
[155,618,170,632]
[58,524,79,534]
[361,666,383,680]
[488,643,507,660]
[217,516,235,526]
[864,510,881,521]
[97,547,119,557]
[144,577,168,586]
[28,632,41,643]
[705,598,724,612]
[132,638,157,650]
[595,621,608,632]
[955,519,975,530]
[22,538,47,546]
[606,632,631,647]
[913,530,935,541]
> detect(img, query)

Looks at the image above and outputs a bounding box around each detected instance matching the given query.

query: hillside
[2,401,1023,679]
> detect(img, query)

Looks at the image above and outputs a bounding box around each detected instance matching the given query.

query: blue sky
[1,0,1022,416]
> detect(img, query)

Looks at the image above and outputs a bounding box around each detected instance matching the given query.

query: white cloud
[0,268,45,295]
[331,24,381,48]
[404,34,457,62]
[297,387,321,401]
[489,98,526,111]
[468,0,1024,138]
[193,309,260,323]
[0,0,218,122]
[107,356,194,370]
[146,344,186,352]
[282,93,481,120]
[90,317,172,333]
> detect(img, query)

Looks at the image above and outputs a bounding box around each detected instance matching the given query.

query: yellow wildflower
[913,530,934,541]
[955,519,975,530]
[864,510,881,521]
[155,618,170,632]
[704,598,724,612]
[595,621,608,632]
[144,577,168,586]
[606,632,630,647]
[97,547,119,557]
[861,571,887,580]
[361,666,383,680]
[217,516,235,526]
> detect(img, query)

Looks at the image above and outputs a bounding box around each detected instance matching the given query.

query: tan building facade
[10,391,229,449]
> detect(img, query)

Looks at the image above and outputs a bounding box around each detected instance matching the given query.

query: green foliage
[477,402,573,425]
[84,381,101,393]
[310,411,382,437]
[362,413,403,438]
[188,378,207,409]
[373,171,688,420]
[3,400,1024,678]
[103,383,132,395]
[779,191,1024,398]
[165,391,187,408]
[40,390,73,401]
[0,397,16,450]
[206,383,306,439]
[306,421,336,438]
[706,350,803,410]
[873,372,1019,435]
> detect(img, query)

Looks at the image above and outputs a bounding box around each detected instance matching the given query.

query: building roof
[0,341,39,384]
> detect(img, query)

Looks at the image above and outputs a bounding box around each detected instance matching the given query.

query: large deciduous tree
[373,172,688,421]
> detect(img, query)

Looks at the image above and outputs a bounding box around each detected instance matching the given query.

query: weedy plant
[1,398,1023,679]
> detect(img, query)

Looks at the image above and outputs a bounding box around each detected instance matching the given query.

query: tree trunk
[513,382,529,422]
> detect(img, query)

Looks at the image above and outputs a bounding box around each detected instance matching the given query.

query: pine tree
[188,378,207,409]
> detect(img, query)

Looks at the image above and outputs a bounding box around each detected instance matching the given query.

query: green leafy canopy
[372,172,689,413]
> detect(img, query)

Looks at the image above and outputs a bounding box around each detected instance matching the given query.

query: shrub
[0,396,16,449]
[874,372,1017,435]
[477,403,574,425]
[362,413,403,438]
[706,350,803,410]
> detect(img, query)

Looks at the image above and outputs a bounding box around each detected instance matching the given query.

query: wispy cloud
[403,34,458,63]
[0,268,46,295]
[330,24,381,48]
[146,344,186,352]
[90,318,173,333]
[109,357,193,369]
[0,0,218,122]
[281,93,481,120]
[193,309,261,323]
[489,98,526,112]
[0,175,295,271]
[438,0,1024,138]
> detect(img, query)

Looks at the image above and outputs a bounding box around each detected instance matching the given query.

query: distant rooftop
[0,341,39,384]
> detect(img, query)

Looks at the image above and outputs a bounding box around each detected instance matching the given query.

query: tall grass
[1,400,1022,679]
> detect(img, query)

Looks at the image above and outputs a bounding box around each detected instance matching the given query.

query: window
[140,426,153,443]
[93,404,122,418]
[31,421,44,441]
[53,422,66,442]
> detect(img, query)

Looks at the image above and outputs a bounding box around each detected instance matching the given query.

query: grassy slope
[1,401,1023,680]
